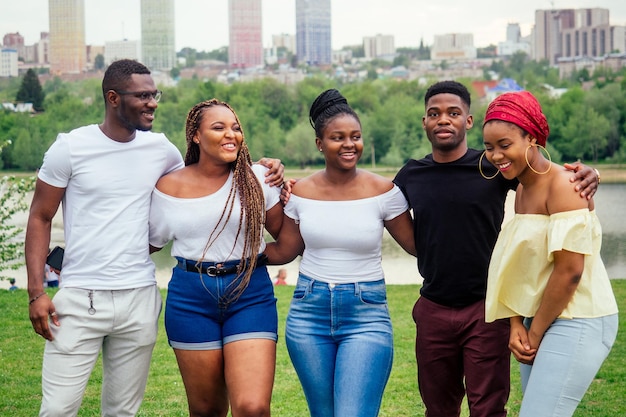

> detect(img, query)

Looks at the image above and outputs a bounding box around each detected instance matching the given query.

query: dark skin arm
[25,179,65,341]
[257,157,285,187]
[384,211,417,257]
[565,162,599,200]
[509,250,583,365]
[264,202,284,240]
[263,215,304,265]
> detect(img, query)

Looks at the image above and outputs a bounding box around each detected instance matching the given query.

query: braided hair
[309,89,361,138]
[184,99,266,303]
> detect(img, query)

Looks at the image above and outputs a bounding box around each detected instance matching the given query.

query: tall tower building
[363,34,395,59]
[141,0,176,71]
[506,23,522,43]
[534,8,612,64]
[48,0,86,74]
[431,33,477,60]
[295,0,331,66]
[533,9,575,65]
[229,0,263,69]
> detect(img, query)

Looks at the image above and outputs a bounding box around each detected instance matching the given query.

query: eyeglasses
[114,90,162,103]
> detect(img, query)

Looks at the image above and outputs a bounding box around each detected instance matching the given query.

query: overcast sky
[2,0,626,51]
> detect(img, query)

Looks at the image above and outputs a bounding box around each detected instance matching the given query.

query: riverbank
[594,166,626,183]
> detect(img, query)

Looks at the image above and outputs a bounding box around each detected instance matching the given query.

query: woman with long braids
[263,89,416,417]
[149,99,284,416]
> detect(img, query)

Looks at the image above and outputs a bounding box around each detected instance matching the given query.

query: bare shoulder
[359,170,395,195]
[548,165,590,213]
[155,166,192,195]
[291,171,328,200]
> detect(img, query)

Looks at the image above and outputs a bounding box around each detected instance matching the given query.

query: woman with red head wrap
[482,91,618,417]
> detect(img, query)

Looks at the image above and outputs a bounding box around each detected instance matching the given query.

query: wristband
[29,292,47,305]
[593,168,601,184]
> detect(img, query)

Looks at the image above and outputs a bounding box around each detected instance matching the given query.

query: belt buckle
[206,266,218,276]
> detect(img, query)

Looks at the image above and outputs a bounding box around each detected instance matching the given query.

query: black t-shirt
[394,148,517,307]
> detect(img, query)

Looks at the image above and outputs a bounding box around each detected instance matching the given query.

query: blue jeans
[285,274,394,417]
[519,314,618,417]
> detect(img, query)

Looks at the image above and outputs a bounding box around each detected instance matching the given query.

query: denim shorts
[165,263,278,350]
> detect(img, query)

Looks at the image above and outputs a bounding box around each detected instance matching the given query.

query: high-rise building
[141,0,176,71]
[35,32,50,65]
[272,33,296,54]
[498,23,531,57]
[48,0,86,74]
[506,23,521,43]
[229,0,263,69]
[431,33,477,60]
[534,8,617,64]
[105,40,141,66]
[295,0,331,66]
[534,9,575,65]
[2,32,27,62]
[363,34,395,59]
[3,33,24,50]
[0,48,19,77]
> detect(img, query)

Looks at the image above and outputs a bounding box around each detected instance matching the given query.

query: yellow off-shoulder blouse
[485,209,618,322]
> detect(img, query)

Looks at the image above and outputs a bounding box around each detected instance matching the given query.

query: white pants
[40,285,162,417]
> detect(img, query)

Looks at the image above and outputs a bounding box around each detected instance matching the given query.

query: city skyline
[2,0,626,52]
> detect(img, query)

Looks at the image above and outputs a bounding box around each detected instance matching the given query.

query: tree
[0,141,36,280]
[16,68,45,111]
[285,122,319,168]
[94,54,105,71]
[560,105,610,162]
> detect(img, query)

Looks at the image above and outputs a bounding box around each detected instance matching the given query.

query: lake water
[5,184,626,289]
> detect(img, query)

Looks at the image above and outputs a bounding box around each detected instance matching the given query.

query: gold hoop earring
[525,144,552,175]
[479,151,499,180]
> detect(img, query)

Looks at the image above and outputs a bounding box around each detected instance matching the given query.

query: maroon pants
[413,297,510,417]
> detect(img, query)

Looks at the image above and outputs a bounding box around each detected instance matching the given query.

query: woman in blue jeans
[264,89,416,416]
[482,91,618,417]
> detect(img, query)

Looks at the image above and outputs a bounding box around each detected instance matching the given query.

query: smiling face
[194,104,243,165]
[115,73,158,132]
[483,120,532,179]
[423,93,473,160]
[316,114,363,171]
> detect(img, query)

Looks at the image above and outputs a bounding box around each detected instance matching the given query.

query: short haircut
[424,80,471,109]
[102,59,151,98]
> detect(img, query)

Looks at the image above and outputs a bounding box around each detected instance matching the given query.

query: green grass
[1,281,625,416]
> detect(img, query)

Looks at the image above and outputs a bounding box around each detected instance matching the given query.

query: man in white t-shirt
[25,59,184,417]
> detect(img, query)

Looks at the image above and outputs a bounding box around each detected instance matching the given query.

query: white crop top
[149,164,281,262]
[283,185,409,283]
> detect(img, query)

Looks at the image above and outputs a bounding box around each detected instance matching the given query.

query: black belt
[176,255,267,277]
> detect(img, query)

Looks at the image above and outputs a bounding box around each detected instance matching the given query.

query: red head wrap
[483,91,550,146]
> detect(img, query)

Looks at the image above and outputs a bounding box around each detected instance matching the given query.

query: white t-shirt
[149,164,281,262]
[38,124,184,290]
[284,185,409,283]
